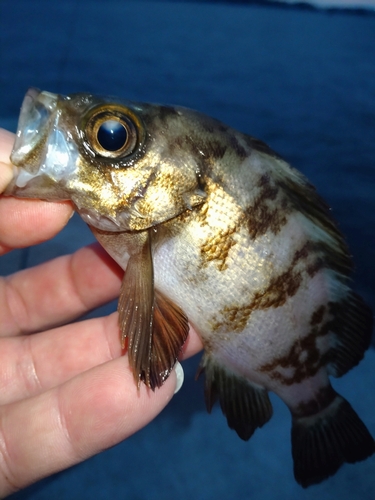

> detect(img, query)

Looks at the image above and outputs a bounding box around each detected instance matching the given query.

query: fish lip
[6,88,81,199]
[10,88,59,167]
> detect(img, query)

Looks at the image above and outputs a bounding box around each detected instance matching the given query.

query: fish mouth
[4,88,80,199]
[10,88,59,167]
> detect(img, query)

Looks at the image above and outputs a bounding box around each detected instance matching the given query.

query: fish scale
[4,88,374,488]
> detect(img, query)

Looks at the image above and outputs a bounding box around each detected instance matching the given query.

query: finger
[0,129,15,194]
[0,198,73,254]
[0,243,123,337]
[179,324,203,360]
[0,311,203,406]
[0,355,179,496]
[0,129,73,254]
[0,313,121,405]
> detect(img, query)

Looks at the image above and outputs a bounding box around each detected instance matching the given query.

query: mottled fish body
[5,89,374,487]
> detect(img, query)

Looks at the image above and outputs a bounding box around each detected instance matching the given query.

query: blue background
[0,1,374,498]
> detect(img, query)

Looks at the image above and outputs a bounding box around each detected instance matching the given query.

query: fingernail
[174,361,184,394]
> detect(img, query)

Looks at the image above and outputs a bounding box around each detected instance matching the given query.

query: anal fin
[292,391,375,487]
[197,355,273,440]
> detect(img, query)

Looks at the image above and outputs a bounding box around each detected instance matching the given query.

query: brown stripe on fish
[310,305,326,326]
[291,241,325,278]
[255,291,372,385]
[244,135,284,160]
[171,134,228,163]
[197,115,230,135]
[292,241,311,264]
[277,175,352,273]
[245,173,292,239]
[291,385,336,418]
[306,258,325,278]
[313,241,351,277]
[211,264,303,333]
[259,316,333,386]
[291,239,346,278]
[152,105,180,126]
[200,226,238,271]
[293,240,348,278]
[228,134,248,159]
[169,135,228,186]
[197,179,243,271]
[207,139,228,160]
[243,163,351,273]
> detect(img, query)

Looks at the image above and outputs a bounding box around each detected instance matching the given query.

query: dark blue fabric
[0,1,374,498]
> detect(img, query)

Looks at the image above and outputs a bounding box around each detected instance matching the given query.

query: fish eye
[97,120,128,152]
[84,107,139,159]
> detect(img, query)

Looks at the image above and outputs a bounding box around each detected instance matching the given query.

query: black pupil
[97,120,127,151]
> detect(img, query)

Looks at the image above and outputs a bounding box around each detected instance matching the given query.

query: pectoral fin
[118,231,154,387]
[149,290,189,389]
[118,230,189,390]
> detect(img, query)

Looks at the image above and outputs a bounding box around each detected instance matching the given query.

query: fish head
[5,88,206,231]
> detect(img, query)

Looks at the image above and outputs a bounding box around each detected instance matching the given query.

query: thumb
[0,129,15,194]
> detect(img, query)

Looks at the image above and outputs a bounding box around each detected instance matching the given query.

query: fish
[4,88,374,487]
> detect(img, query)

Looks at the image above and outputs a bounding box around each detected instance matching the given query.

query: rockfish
[4,88,374,487]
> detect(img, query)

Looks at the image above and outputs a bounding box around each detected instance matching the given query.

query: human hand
[0,128,203,496]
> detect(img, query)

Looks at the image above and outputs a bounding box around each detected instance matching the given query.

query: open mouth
[11,88,59,167]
